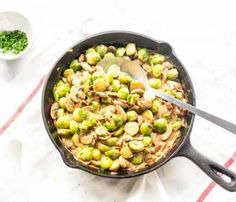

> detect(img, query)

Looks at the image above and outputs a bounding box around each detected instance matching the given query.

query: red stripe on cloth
[196,151,236,202]
[0,75,46,135]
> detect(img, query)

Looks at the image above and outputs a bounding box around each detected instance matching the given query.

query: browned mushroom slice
[91,160,100,166]
[71,85,86,103]
[131,89,145,96]
[81,62,95,73]
[61,137,74,149]
[113,100,129,109]
[137,98,152,110]
[50,102,59,119]
[157,104,168,117]
[64,95,75,112]
[106,92,118,97]
[151,132,160,146]
[95,92,112,98]
[78,53,85,62]
[162,61,173,69]
[159,124,173,141]
[115,105,127,121]
[144,152,157,165]
[97,134,112,141]
[107,45,116,53]
[79,133,94,145]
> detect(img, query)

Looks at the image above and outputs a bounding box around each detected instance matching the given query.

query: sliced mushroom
[50,103,59,119]
[144,152,157,165]
[113,100,129,109]
[78,54,85,62]
[79,133,94,145]
[158,105,168,117]
[137,98,152,110]
[137,115,144,126]
[162,61,173,69]
[95,92,109,98]
[81,62,95,73]
[131,89,145,95]
[115,105,127,121]
[71,85,86,102]
[61,137,74,149]
[64,95,75,112]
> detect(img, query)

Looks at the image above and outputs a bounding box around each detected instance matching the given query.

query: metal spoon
[98,57,236,135]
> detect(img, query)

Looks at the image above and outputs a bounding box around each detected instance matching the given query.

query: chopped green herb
[0,30,28,54]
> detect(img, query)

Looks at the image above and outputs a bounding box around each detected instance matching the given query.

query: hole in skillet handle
[210,164,236,186]
[177,140,236,192]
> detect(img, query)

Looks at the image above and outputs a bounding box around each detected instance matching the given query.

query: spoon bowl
[98,56,236,135]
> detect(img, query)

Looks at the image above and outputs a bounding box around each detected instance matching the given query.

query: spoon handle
[155,91,236,134]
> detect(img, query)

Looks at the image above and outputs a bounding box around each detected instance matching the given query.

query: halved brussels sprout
[96,45,108,57]
[124,122,139,136]
[126,43,136,56]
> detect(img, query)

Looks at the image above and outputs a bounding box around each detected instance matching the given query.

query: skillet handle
[177,139,236,192]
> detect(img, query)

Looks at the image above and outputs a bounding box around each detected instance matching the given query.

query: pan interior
[42,31,196,178]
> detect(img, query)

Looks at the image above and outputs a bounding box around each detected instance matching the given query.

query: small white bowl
[0,11,34,60]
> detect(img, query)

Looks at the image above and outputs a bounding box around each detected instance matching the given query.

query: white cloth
[1,0,236,201]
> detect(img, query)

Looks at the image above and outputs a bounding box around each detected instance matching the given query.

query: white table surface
[1,0,236,201]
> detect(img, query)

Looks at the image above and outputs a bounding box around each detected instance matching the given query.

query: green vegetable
[100,157,113,170]
[131,153,144,165]
[117,87,129,99]
[153,118,167,133]
[140,123,152,136]
[77,147,93,161]
[121,146,133,159]
[116,47,126,57]
[93,149,101,160]
[143,136,152,146]
[70,120,79,133]
[151,64,163,78]
[150,54,165,65]
[72,134,80,146]
[138,48,149,62]
[129,140,145,152]
[0,30,28,54]
[69,59,81,72]
[86,51,101,65]
[126,43,136,56]
[55,116,70,129]
[109,159,120,171]
[151,100,161,113]
[172,120,182,131]
[96,45,108,57]
[112,80,121,92]
[73,108,88,122]
[149,78,162,89]
[105,149,120,160]
[118,72,132,84]
[104,120,117,132]
[97,142,110,152]
[93,78,108,92]
[124,122,139,136]
[105,137,119,147]
[167,69,178,80]
[126,110,138,122]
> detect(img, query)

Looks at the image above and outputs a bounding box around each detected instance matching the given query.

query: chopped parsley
[0,30,28,54]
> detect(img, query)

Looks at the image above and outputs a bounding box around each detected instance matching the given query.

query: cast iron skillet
[42,31,236,191]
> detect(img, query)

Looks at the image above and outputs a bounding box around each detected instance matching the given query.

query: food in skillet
[50,43,187,173]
